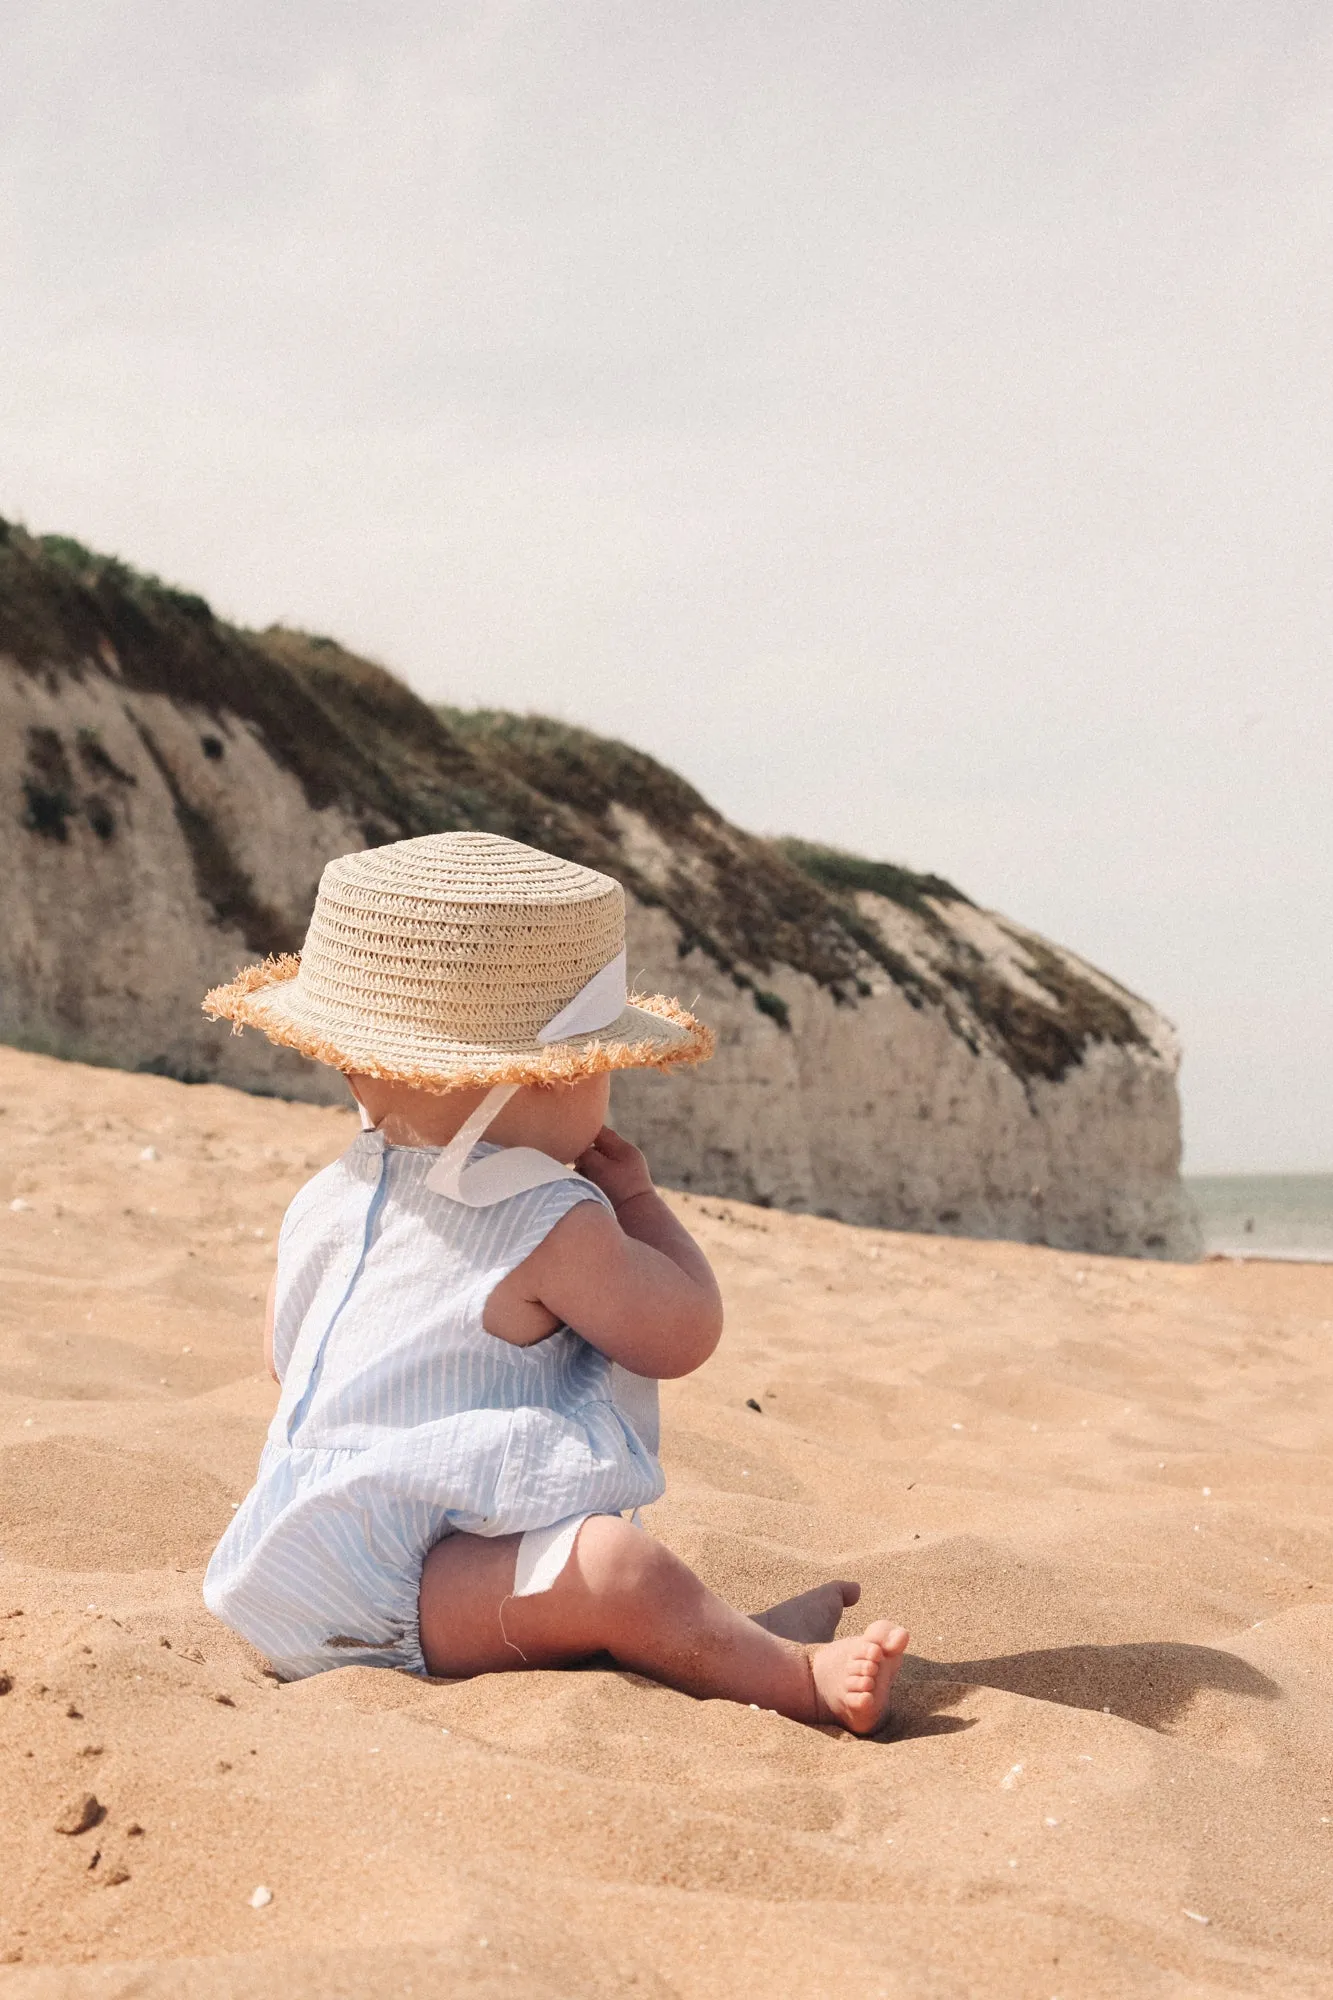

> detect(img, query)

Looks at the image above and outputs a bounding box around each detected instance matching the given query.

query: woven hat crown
[300,831,624,1047]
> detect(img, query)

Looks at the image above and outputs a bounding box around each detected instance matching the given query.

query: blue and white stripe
[204,1132,663,1679]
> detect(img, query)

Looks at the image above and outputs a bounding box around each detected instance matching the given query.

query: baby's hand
[575,1126,654,1213]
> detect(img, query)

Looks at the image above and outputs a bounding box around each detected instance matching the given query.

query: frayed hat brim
[202,955,714,1094]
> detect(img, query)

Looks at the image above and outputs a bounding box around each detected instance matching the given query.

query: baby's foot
[753,1580,861,1645]
[810,1622,910,1735]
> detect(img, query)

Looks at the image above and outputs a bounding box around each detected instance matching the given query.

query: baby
[203,831,909,1732]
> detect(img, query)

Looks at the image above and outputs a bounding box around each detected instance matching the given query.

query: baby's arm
[483,1127,722,1378]
[576,1127,719,1305]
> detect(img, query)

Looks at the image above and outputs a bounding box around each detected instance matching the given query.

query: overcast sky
[4,1,1330,1172]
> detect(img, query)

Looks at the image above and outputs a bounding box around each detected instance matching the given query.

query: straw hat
[202,831,713,1092]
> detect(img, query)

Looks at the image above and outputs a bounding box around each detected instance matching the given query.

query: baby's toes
[853,1626,909,1717]
[840,1656,880,1704]
[869,1621,911,1665]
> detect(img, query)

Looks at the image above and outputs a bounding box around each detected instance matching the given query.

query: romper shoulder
[479,1170,613,1278]
[532,1170,613,1232]
[278,1139,379,1246]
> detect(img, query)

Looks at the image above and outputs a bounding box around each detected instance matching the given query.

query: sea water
[1184,1174,1333,1263]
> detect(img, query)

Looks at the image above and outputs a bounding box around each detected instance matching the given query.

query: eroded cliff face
[616,900,1195,1256]
[0,659,358,1101]
[0,524,1198,1256]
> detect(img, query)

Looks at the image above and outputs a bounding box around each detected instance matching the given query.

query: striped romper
[203,1129,665,1680]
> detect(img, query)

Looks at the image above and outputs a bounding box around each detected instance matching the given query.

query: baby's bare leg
[419,1519,908,1733]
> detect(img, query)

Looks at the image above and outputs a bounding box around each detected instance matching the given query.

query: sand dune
[0,1046,1329,1996]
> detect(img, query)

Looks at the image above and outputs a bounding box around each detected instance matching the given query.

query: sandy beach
[0,1044,1329,1997]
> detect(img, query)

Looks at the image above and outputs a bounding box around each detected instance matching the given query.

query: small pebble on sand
[1183,1909,1210,1925]
[249,1885,273,1909]
[54,1794,102,1836]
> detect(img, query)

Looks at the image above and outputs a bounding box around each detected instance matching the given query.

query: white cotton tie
[424,1084,582,1207]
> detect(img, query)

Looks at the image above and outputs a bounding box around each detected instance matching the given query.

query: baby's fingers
[588,1124,634,1159]
[573,1132,613,1175]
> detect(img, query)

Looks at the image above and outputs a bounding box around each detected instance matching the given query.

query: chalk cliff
[0,523,1198,1256]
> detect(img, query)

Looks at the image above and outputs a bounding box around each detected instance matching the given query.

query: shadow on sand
[887,1640,1281,1740]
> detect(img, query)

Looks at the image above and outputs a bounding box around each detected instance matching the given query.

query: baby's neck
[347,1069,609,1162]
[364,1088,491,1150]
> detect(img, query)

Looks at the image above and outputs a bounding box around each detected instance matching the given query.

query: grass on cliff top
[441,707,716,836]
[0,519,483,838]
[33,532,216,623]
[776,838,971,919]
[449,716,971,923]
[441,707,876,994]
